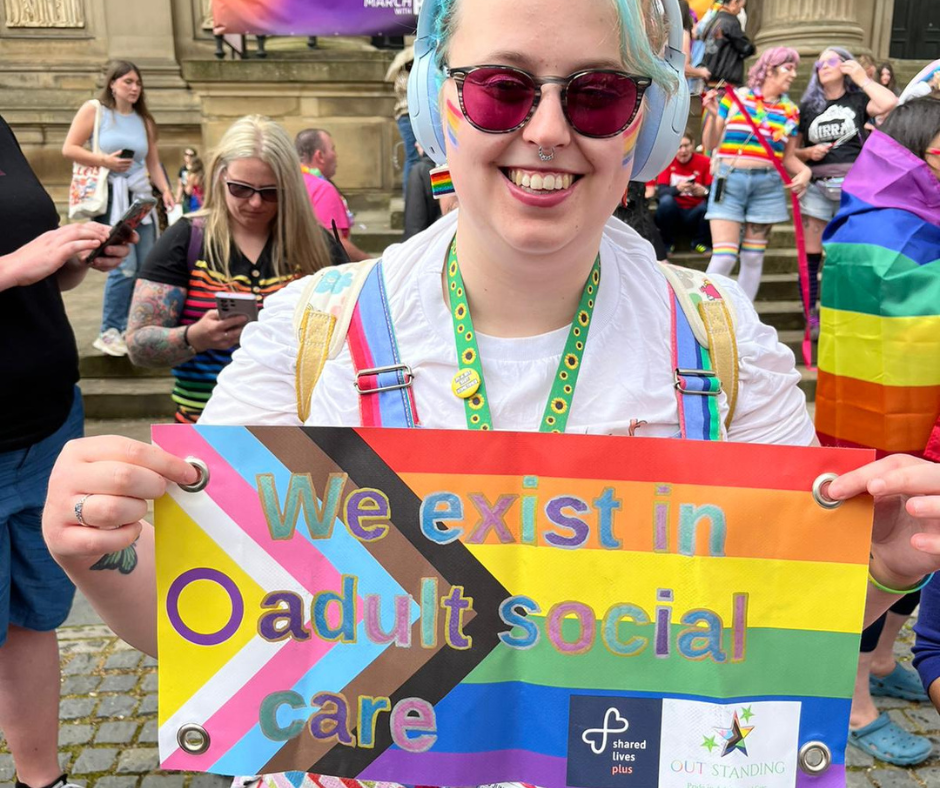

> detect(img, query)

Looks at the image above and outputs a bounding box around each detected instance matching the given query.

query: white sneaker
[93,328,128,357]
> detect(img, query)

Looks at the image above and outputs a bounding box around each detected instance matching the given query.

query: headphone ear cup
[407,0,448,166]
[407,49,448,166]
[630,79,690,182]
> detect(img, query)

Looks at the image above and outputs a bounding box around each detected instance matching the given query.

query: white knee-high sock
[738,238,768,301]
[705,242,740,276]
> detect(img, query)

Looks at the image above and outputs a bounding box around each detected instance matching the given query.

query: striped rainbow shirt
[716,87,800,163]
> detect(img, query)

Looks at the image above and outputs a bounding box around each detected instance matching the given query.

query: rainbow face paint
[621,112,643,169]
[445,100,463,149]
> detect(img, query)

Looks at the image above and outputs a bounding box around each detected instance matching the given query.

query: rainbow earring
[429,164,455,199]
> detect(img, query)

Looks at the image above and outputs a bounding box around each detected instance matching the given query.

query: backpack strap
[659,262,739,434]
[292,259,419,428]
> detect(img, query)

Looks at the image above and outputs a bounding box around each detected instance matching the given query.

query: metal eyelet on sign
[177,723,211,755]
[812,473,841,510]
[798,741,832,774]
[179,457,210,493]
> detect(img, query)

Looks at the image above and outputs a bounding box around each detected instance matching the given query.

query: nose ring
[538,146,555,162]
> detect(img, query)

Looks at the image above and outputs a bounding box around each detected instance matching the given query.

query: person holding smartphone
[62,60,175,357]
[123,115,332,423]
[0,112,135,788]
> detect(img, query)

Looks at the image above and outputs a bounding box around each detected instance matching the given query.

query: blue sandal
[849,712,933,766]
[870,663,929,701]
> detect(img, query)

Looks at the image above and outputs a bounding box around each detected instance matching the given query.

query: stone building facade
[0,0,936,208]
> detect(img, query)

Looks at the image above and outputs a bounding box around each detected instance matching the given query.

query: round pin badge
[452,368,481,399]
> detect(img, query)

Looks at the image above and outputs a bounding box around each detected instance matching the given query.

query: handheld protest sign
[154,425,873,788]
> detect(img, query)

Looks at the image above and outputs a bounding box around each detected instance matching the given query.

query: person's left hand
[828,455,940,590]
[82,230,140,273]
[840,59,870,86]
[785,168,811,196]
[161,189,176,211]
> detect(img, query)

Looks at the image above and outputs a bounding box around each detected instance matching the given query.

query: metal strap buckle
[355,364,414,394]
[674,368,720,397]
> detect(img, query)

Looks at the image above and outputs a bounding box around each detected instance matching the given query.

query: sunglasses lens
[259,188,279,203]
[227,182,254,199]
[461,67,536,131]
[567,72,639,137]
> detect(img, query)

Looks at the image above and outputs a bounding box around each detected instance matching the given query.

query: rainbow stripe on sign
[429,166,455,198]
[154,426,873,788]
[817,129,940,456]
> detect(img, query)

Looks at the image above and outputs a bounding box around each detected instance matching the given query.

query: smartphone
[215,291,259,322]
[118,148,135,159]
[713,176,726,203]
[85,196,157,264]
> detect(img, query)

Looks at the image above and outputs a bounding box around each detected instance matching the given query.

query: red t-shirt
[655,152,713,210]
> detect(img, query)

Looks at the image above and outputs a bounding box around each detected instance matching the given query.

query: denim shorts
[800,179,842,223]
[705,162,791,225]
[0,388,83,644]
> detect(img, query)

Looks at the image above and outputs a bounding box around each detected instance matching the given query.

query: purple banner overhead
[213,0,419,36]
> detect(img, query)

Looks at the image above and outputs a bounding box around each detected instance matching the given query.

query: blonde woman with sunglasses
[124,115,332,423]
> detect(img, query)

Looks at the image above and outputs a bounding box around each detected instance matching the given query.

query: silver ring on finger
[75,493,94,527]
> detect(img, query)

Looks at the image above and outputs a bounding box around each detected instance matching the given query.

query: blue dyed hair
[800,47,862,115]
[430,0,679,96]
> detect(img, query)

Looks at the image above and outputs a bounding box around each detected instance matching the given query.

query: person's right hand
[186,308,250,352]
[102,152,133,173]
[701,89,720,114]
[2,223,112,288]
[806,143,833,162]
[42,436,198,562]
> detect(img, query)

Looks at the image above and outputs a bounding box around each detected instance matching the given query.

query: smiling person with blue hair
[39,3,940,788]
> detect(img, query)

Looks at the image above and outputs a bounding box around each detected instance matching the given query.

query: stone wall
[0,0,913,213]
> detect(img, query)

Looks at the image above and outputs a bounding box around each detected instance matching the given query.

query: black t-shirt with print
[0,115,78,452]
[798,91,870,168]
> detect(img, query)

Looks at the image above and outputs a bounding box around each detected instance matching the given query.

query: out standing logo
[567,696,662,788]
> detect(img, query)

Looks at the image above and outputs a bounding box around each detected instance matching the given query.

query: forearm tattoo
[126,280,193,367]
[90,542,138,574]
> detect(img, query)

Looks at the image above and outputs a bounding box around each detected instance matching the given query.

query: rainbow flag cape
[153,425,873,788]
[816,129,940,456]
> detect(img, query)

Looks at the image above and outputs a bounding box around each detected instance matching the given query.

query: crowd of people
[3,1,940,787]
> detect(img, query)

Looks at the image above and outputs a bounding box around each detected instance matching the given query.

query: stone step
[80,355,170,379]
[79,377,176,420]
[755,300,808,332]
[670,249,802,275]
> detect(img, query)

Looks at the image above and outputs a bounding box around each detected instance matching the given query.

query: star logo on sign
[714,710,755,757]
[701,735,718,753]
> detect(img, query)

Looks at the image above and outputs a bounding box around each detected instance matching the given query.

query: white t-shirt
[202,212,814,446]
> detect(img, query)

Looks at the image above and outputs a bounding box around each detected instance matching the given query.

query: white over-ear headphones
[406,0,689,183]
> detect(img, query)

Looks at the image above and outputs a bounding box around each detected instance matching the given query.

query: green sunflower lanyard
[445,236,600,433]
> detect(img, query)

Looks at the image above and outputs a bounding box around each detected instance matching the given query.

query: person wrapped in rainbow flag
[816,97,940,459]
[816,93,940,766]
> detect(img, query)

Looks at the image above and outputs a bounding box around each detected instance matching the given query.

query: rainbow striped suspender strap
[293,259,418,428]
[346,262,419,428]
[660,262,739,439]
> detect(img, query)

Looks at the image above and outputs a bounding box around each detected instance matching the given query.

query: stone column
[755,0,865,56]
